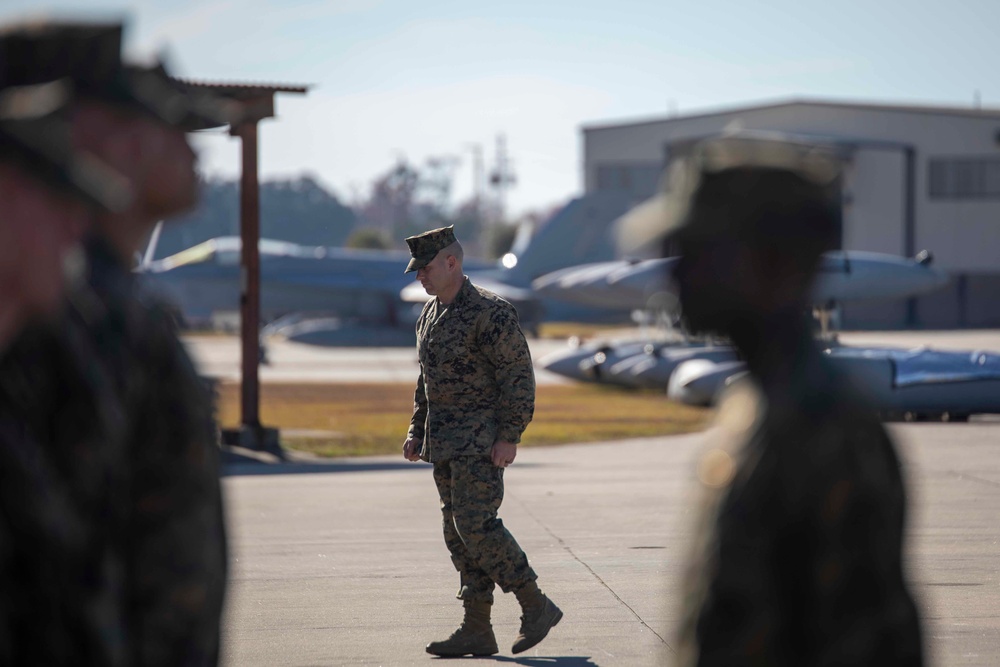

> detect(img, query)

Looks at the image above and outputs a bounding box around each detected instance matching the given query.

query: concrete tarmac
[214,329,1000,664]
[221,420,1000,666]
[184,335,575,385]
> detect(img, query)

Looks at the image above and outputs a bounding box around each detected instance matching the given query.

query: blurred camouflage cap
[616,131,844,253]
[0,20,237,130]
[0,79,130,211]
[404,225,457,273]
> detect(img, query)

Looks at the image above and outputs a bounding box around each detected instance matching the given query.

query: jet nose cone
[668,359,747,406]
[539,347,598,382]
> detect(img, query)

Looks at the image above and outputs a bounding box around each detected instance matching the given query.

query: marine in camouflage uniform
[78,233,227,667]
[0,59,130,663]
[675,350,923,666]
[402,226,562,657]
[0,22,228,665]
[0,235,227,667]
[620,134,923,665]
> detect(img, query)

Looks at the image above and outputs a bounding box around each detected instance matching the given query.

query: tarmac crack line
[512,493,674,653]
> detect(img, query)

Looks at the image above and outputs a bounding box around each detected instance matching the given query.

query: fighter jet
[666,345,1000,421]
[532,251,948,314]
[540,338,673,387]
[138,236,493,331]
[143,190,636,339]
[538,246,999,419]
[538,335,739,390]
[400,191,637,331]
[532,258,675,311]
[537,249,949,389]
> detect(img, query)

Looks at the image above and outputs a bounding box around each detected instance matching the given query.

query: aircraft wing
[532,251,947,311]
[812,251,949,302]
[400,278,535,305]
[531,260,639,309]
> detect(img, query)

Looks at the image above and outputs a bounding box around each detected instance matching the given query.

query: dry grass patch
[217,382,711,458]
[536,322,629,340]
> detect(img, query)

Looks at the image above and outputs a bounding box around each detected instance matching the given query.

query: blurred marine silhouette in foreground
[0,20,231,665]
[621,133,924,665]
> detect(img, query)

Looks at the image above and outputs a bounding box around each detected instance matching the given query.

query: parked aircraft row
[139,236,427,330]
[537,251,1000,421]
[715,347,991,418]
[138,191,634,341]
[542,332,1000,420]
[140,214,998,420]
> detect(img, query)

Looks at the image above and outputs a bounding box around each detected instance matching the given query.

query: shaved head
[442,240,464,265]
[416,240,465,305]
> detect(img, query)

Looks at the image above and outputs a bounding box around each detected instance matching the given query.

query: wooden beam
[234,118,262,429]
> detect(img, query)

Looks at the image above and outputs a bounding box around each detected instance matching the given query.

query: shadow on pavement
[220,446,431,477]
[221,446,543,477]
[221,460,431,477]
[437,657,597,666]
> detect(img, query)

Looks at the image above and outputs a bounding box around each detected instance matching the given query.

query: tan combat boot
[512,581,563,654]
[425,600,499,657]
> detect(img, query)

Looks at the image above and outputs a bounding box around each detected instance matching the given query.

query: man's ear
[446,254,457,271]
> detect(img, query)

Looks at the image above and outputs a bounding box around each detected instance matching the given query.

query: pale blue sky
[4,0,997,214]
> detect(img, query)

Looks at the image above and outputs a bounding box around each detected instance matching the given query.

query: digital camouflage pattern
[76,235,227,667]
[404,225,457,273]
[433,456,536,603]
[408,277,535,462]
[674,351,924,666]
[0,235,226,666]
[0,388,124,665]
[0,276,130,665]
[409,276,538,604]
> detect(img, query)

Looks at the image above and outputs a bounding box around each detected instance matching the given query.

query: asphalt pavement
[212,329,1000,665]
[220,421,1000,666]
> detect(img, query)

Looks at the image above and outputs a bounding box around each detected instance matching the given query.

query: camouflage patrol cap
[0,20,237,130]
[0,79,130,211]
[616,131,844,253]
[404,225,458,273]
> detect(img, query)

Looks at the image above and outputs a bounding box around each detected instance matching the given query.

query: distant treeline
[153,164,539,261]
[153,175,358,259]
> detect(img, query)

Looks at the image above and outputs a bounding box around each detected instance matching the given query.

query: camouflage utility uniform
[676,345,924,666]
[0,376,123,664]
[0,235,227,665]
[83,235,228,666]
[409,277,537,603]
[0,263,130,664]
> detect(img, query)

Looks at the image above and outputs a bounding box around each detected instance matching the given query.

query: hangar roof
[583,98,1000,132]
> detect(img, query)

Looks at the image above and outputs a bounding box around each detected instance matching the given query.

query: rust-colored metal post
[237,120,261,428]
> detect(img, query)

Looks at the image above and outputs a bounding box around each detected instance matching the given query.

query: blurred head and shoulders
[0,65,129,350]
[2,20,236,271]
[621,133,866,418]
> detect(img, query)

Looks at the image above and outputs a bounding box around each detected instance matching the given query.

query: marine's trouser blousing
[433,456,536,604]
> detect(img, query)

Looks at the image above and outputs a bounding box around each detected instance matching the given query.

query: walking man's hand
[403,437,422,462]
[491,440,517,468]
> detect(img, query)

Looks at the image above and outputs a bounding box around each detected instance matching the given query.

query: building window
[928,157,1000,199]
[595,163,663,200]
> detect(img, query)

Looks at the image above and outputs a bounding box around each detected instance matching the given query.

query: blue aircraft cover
[828,347,1000,387]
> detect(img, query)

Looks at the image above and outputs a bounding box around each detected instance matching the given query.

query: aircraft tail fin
[502,191,632,286]
[141,220,165,268]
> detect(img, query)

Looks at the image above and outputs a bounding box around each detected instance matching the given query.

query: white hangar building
[583,99,1000,329]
